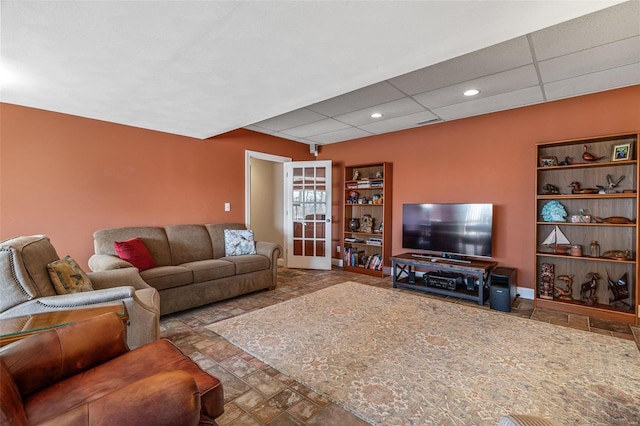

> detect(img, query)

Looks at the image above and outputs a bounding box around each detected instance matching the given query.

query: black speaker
[408,271,416,284]
[490,267,517,312]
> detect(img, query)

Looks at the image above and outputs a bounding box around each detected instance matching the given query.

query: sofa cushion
[114,238,156,271]
[47,256,94,294]
[165,225,213,265]
[93,227,172,267]
[224,229,257,256]
[205,223,246,259]
[140,266,193,291]
[221,255,269,275]
[179,259,235,283]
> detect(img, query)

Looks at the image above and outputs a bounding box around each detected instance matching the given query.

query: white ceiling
[2,1,638,145]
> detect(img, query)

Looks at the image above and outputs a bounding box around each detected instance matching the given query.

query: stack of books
[366,237,382,245]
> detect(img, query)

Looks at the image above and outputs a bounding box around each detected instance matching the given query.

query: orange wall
[0,104,312,268]
[2,86,639,289]
[320,85,640,290]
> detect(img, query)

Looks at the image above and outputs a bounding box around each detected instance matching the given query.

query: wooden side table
[0,303,128,347]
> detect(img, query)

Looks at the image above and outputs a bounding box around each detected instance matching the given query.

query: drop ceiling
[2,1,638,146]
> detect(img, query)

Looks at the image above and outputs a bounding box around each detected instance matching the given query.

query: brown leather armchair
[0,312,224,425]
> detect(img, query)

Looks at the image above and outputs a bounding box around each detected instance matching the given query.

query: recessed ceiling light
[371,112,383,118]
[464,89,480,97]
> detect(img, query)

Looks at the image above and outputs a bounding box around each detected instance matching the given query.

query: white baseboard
[516,287,534,300]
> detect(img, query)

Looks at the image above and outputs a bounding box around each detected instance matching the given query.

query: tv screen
[402,203,493,258]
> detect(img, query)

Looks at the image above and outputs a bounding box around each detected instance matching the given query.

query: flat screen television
[402,203,493,258]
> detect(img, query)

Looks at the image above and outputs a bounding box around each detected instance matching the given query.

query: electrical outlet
[336,245,340,253]
[224,203,230,212]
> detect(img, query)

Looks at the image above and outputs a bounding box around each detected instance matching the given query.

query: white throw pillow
[224,229,257,256]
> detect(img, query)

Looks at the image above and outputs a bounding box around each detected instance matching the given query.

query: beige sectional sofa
[89,223,281,315]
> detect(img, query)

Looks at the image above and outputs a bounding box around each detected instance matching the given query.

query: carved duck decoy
[569,181,599,194]
[582,145,605,162]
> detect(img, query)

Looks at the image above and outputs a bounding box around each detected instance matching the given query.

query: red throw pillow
[114,238,156,271]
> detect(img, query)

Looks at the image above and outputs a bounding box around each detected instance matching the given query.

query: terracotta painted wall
[2,86,639,288]
[0,104,312,268]
[320,85,640,291]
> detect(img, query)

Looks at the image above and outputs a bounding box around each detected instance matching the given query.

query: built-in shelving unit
[535,132,639,324]
[343,163,392,277]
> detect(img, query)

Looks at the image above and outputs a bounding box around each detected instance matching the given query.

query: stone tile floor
[160,267,638,425]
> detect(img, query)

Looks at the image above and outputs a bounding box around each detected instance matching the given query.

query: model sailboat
[543,226,571,254]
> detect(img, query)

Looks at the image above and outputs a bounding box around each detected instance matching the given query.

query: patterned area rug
[208,282,640,425]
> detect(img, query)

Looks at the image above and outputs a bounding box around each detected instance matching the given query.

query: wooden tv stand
[390,253,497,304]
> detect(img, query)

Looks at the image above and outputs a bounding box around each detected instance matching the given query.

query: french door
[284,161,332,269]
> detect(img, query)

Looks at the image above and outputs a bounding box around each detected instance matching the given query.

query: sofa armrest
[89,253,133,272]
[88,268,151,291]
[37,371,201,426]
[0,312,128,398]
[256,241,281,291]
[35,286,136,309]
[256,241,282,262]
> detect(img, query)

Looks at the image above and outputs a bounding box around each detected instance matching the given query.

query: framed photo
[539,156,558,167]
[612,142,632,161]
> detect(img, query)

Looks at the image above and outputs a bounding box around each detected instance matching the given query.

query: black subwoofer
[490,267,517,312]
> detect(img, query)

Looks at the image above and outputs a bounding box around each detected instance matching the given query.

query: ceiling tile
[544,62,640,100]
[531,1,640,61]
[539,36,640,83]
[305,127,373,144]
[279,118,351,138]
[250,108,327,131]
[413,65,540,109]
[388,36,533,95]
[306,82,406,116]
[333,97,426,126]
[432,86,544,120]
[358,111,440,134]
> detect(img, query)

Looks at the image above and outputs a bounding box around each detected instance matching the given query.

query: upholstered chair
[0,235,159,348]
[0,312,224,425]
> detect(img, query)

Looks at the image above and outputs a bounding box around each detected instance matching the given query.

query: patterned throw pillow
[48,256,94,294]
[224,229,257,256]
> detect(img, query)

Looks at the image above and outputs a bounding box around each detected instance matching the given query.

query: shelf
[535,298,636,324]
[535,132,639,325]
[537,193,636,200]
[537,159,636,171]
[535,252,635,264]
[343,162,392,278]
[535,221,636,227]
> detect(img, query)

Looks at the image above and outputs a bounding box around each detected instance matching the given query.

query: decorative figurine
[358,196,368,204]
[541,201,568,222]
[542,225,571,254]
[352,170,361,180]
[360,214,373,233]
[601,250,631,260]
[593,216,635,224]
[580,272,600,305]
[606,174,625,192]
[555,275,574,300]
[582,145,605,162]
[372,193,383,204]
[608,272,629,305]
[569,181,599,194]
[348,218,360,232]
[542,184,560,194]
[375,170,383,179]
[347,190,359,204]
[540,263,555,299]
[558,156,572,166]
